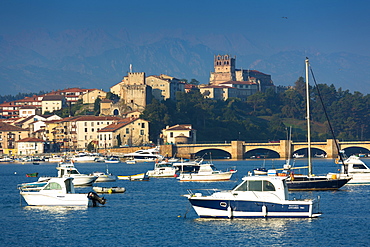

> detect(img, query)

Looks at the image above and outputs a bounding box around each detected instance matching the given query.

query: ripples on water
[1,159,370,246]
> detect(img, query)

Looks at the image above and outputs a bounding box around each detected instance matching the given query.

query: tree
[94,98,101,116]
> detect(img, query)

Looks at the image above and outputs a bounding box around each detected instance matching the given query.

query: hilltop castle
[209,54,275,92]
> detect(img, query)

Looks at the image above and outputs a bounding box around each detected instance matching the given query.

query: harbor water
[1,159,370,246]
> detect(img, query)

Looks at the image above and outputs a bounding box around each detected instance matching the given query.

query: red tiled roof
[0,122,28,131]
[165,124,193,131]
[98,118,138,132]
[16,137,45,142]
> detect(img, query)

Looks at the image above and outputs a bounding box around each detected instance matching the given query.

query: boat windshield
[353,164,368,169]
[43,182,62,190]
[235,180,275,192]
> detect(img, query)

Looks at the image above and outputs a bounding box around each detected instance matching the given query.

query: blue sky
[1,0,370,56]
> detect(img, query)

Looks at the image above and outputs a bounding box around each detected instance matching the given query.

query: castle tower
[209,54,236,85]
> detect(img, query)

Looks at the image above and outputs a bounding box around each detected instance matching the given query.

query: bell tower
[210,54,236,85]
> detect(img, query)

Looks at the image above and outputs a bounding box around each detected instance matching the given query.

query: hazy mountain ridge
[0,29,369,95]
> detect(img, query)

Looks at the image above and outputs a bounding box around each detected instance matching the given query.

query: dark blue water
[1,159,369,246]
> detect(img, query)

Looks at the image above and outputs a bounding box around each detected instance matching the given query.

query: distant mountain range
[1,28,370,95]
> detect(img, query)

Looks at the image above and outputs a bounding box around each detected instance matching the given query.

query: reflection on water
[22,206,88,221]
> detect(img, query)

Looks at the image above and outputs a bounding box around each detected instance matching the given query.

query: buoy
[14,171,17,175]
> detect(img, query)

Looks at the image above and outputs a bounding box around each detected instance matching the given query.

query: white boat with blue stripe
[183,175,321,218]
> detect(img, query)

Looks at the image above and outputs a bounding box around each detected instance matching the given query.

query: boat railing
[186,188,225,197]
[17,182,47,192]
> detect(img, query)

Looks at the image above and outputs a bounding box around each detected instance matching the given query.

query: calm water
[1,159,369,246]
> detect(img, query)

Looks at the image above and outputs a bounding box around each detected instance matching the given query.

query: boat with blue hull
[183,175,321,218]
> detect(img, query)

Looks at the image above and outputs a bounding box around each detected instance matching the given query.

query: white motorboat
[123,147,163,161]
[183,175,322,218]
[146,161,177,178]
[71,152,100,162]
[92,172,117,182]
[47,155,65,162]
[92,166,117,182]
[177,163,237,182]
[293,153,304,158]
[18,177,106,206]
[39,161,98,186]
[172,158,204,173]
[339,155,370,184]
[105,156,120,163]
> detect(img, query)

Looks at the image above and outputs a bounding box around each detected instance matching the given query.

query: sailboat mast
[305,58,312,176]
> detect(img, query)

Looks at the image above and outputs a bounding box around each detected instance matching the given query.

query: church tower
[210,54,236,85]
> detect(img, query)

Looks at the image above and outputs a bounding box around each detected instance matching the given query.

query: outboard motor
[87,191,107,206]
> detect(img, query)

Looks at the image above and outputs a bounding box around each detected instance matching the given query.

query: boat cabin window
[44,182,62,190]
[353,164,367,169]
[235,180,275,192]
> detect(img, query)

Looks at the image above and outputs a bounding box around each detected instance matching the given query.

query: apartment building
[98,118,150,148]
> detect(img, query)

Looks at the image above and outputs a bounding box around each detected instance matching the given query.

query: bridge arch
[193,149,231,159]
[341,146,370,156]
[245,148,280,159]
[293,147,327,158]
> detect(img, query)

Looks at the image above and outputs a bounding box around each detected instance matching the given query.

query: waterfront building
[16,137,45,155]
[98,118,150,148]
[52,115,123,151]
[0,122,29,155]
[161,124,196,144]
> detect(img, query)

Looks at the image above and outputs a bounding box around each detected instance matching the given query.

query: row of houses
[0,88,107,118]
[0,114,196,155]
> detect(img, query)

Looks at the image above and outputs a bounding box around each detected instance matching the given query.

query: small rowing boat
[93,187,126,194]
[117,173,149,181]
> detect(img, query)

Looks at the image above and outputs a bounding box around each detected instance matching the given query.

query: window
[140,130,144,135]
[85,128,88,132]
[126,128,129,134]
[235,180,275,192]
[91,122,94,126]
[170,132,173,138]
[44,182,62,190]
[141,123,145,128]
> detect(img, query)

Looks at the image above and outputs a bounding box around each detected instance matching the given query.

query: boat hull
[188,198,320,218]
[287,178,351,191]
[93,187,126,193]
[20,192,90,206]
[178,173,233,182]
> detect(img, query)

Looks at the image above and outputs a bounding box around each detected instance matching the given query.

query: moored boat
[183,175,322,218]
[117,173,149,181]
[339,155,370,184]
[93,186,126,194]
[26,172,38,177]
[281,59,351,190]
[146,160,177,177]
[123,147,163,161]
[105,156,120,163]
[177,163,237,182]
[253,167,268,175]
[38,161,98,186]
[18,177,106,206]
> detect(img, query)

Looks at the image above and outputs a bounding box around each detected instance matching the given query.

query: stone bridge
[161,140,370,159]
